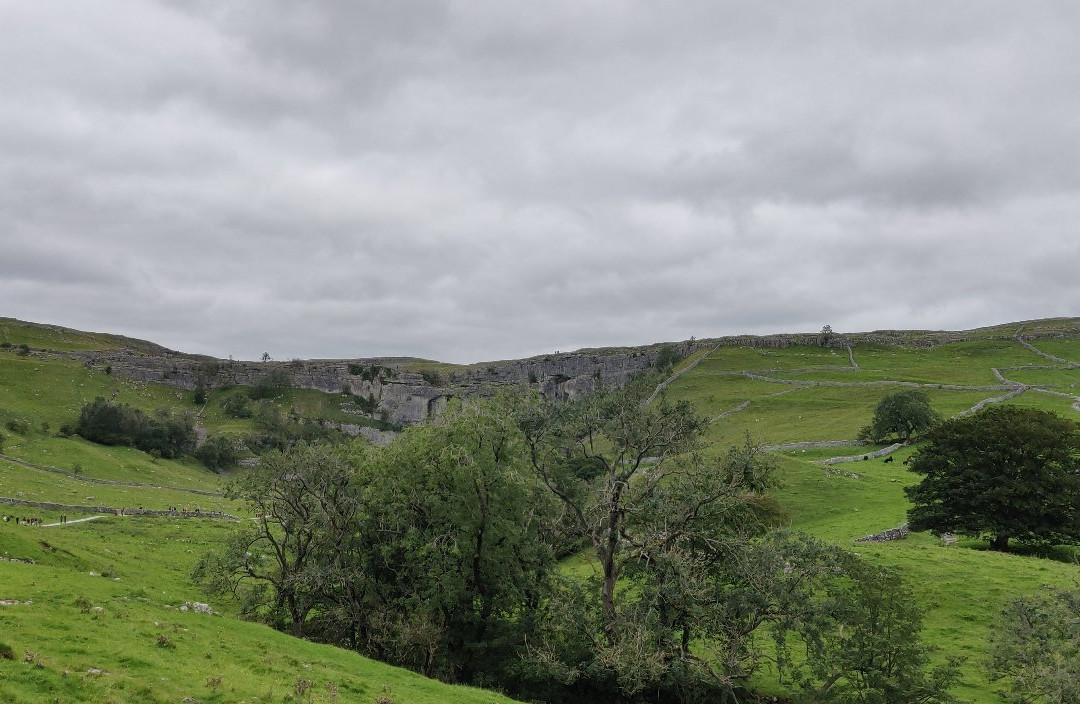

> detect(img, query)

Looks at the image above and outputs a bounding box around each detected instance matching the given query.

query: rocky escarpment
[58,316,1080,427]
[68,345,670,426]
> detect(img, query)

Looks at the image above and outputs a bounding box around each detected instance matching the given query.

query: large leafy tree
[518,380,789,698]
[351,397,555,681]
[195,441,360,636]
[861,389,939,443]
[905,405,1080,551]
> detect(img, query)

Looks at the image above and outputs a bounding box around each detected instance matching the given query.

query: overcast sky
[2,2,1078,363]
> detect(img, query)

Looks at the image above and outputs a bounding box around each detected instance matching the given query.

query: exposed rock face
[68,346,664,426]
[63,317,1079,428]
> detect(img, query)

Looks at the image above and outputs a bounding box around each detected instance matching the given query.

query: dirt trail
[41,515,106,527]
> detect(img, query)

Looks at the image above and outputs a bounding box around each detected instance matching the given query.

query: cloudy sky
[2,2,1078,363]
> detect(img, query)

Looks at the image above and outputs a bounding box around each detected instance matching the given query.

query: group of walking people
[2,514,70,525]
[2,514,43,525]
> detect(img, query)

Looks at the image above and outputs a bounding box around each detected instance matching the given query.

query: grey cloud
[2,2,1079,363]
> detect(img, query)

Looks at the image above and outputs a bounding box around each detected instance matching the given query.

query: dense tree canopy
[861,389,940,443]
[198,386,963,703]
[906,405,1080,551]
[76,397,196,459]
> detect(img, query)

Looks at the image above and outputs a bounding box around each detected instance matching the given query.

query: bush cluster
[76,397,196,459]
[194,435,241,472]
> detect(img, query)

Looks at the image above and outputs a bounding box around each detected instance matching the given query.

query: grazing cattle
[883,456,894,463]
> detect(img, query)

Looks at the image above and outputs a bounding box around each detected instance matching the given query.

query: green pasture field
[993,389,1080,415]
[0,518,522,704]
[770,340,1050,386]
[0,458,237,515]
[769,448,1080,702]
[662,340,1080,701]
[6,318,1080,702]
[3,436,227,489]
[1025,338,1080,363]
[694,345,852,372]
[0,352,197,429]
[664,374,802,417]
[0,318,168,354]
[699,386,997,448]
[1002,366,1080,387]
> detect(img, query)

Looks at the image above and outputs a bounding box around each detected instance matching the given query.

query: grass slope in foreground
[0,514,522,704]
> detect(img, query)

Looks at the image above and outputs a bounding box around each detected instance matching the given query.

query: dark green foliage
[527,370,538,384]
[775,550,965,703]
[194,435,240,472]
[347,362,391,381]
[243,402,338,453]
[989,586,1080,703]
[221,392,253,418]
[201,400,554,683]
[76,397,196,459]
[906,405,1080,551]
[0,341,11,348]
[516,381,783,699]
[16,343,30,356]
[419,369,442,386]
[354,392,379,418]
[197,388,958,703]
[5,418,30,434]
[193,383,208,405]
[248,369,291,400]
[0,642,13,660]
[860,390,939,442]
[0,430,4,452]
[653,343,682,372]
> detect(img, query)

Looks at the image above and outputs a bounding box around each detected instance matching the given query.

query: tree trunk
[600,481,623,644]
[991,534,1010,552]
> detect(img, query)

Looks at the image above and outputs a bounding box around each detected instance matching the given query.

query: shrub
[76,398,196,459]
[653,343,682,372]
[16,343,30,356]
[156,633,174,648]
[5,418,29,434]
[249,369,291,400]
[0,642,13,660]
[195,436,241,472]
[0,341,11,348]
[419,370,443,386]
[221,393,253,419]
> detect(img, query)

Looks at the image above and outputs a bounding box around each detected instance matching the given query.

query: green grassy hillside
[4,317,1080,702]
[0,325,524,704]
[660,335,1080,701]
